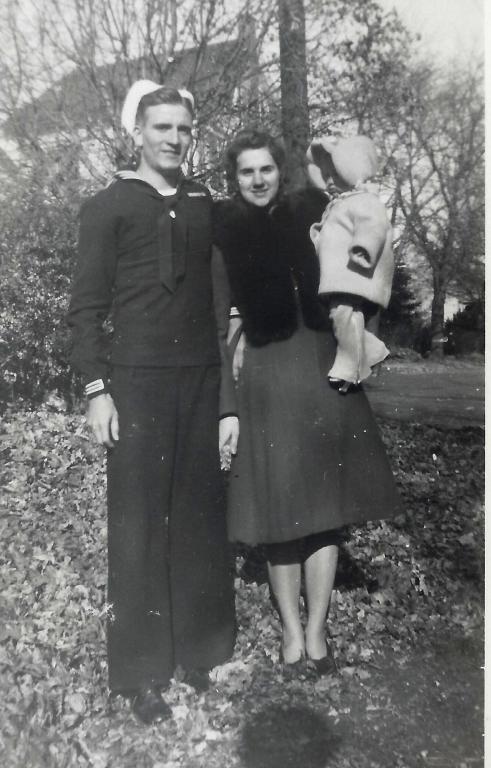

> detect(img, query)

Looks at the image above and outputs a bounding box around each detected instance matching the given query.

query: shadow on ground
[239,703,340,768]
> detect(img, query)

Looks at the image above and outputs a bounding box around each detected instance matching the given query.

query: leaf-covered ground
[0,399,484,768]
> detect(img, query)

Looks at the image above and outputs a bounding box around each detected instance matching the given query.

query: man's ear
[132,123,143,148]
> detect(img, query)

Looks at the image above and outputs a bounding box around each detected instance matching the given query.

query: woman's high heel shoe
[279,647,308,679]
[307,641,337,677]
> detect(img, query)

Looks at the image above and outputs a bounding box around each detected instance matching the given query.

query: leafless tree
[304,0,484,347]
[0,0,277,190]
[390,61,484,354]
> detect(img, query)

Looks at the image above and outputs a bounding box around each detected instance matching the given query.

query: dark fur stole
[213,189,329,347]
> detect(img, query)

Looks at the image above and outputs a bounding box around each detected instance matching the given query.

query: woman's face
[235,148,281,207]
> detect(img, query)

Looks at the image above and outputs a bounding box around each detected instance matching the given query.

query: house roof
[3,36,257,138]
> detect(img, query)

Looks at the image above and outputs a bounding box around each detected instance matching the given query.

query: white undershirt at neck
[157,188,177,197]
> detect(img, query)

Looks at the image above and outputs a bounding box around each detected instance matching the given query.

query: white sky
[378,0,484,61]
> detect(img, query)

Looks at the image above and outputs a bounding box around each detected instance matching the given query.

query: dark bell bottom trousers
[106,365,235,694]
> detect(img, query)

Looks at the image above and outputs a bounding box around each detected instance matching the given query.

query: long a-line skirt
[227,320,401,546]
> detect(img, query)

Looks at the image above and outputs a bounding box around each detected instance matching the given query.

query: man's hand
[219,415,239,470]
[86,393,119,448]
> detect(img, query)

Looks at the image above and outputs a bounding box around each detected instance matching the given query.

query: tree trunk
[430,271,446,358]
[277,0,309,189]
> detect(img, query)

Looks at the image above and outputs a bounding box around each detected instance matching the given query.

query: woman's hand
[233,333,246,381]
[219,415,239,470]
[227,315,246,381]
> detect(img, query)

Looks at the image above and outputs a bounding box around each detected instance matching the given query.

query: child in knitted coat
[307,135,394,392]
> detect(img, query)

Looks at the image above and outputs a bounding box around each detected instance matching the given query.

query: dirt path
[236,633,483,768]
[364,362,484,428]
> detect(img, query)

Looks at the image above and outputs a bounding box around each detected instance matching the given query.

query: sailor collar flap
[113,170,210,204]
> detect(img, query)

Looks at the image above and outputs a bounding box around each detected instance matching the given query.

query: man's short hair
[135,87,194,124]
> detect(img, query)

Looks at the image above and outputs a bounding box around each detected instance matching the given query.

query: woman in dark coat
[213,130,401,673]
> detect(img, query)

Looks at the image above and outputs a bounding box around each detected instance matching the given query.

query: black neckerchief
[113,172,196,293]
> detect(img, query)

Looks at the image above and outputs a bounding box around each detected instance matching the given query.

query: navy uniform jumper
[68,176,236,694]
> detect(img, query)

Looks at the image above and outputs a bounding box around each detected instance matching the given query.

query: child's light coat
[310,187,394,309]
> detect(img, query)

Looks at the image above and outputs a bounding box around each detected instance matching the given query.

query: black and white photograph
[0,0,484,766]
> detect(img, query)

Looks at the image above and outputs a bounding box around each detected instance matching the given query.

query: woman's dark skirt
[227,319,401,546]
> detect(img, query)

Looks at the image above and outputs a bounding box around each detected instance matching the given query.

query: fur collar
[213,190,329,346]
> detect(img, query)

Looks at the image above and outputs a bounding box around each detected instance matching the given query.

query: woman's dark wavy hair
[135,87,194,123]
[223,129,287,196]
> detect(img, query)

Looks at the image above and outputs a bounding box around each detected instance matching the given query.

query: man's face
[134,103,193,174]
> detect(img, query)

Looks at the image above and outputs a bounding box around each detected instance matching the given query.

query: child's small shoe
[328,376,352,394]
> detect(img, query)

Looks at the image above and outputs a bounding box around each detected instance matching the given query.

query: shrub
[379,261,422,349]
[445,299,484,355]
[0,183,86,405]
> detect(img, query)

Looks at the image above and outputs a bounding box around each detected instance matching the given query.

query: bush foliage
[379,261,424,351]
[445,299,484,356]
[0,179,87,404]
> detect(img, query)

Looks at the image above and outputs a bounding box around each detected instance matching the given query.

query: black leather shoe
[308,642,337,677]
[279,649,312,681]
[132,687,172,724]
[183,668,210,693]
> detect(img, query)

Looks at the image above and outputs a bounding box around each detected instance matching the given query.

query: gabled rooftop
[4,36,258,138]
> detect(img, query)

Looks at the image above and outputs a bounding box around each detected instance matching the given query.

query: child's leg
[328,298,369,384]
[327,296,388,386]
[364,329,390,369]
